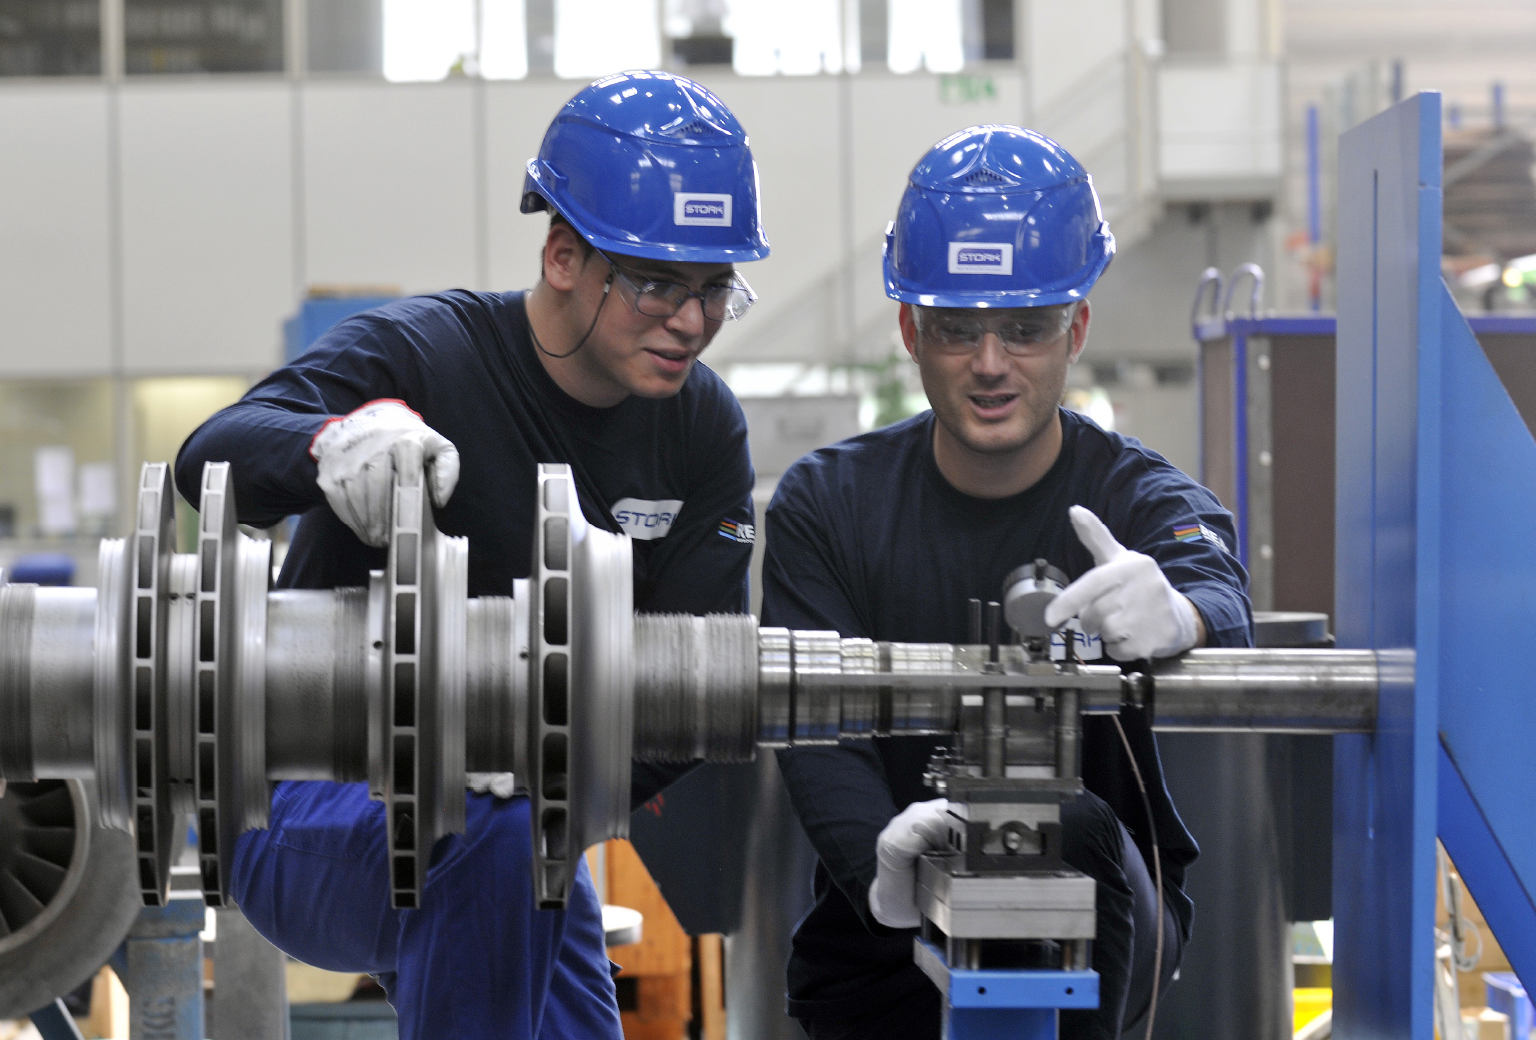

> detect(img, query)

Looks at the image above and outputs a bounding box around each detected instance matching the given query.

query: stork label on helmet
[948,242,1014,275]
[675,193,733,227]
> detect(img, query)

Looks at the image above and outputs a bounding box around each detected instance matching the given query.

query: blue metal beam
[1429,274,1536,994]
[1333,91,1444,1040]
[1439,742,1536,993]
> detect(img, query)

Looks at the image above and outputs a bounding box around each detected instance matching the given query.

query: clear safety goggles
[600,251,758,323]
[915,303,1077,357]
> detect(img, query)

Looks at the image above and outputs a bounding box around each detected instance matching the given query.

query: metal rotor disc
[131,463,178,906]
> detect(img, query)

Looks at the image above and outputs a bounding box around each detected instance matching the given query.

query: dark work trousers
[797,792,1183,1040]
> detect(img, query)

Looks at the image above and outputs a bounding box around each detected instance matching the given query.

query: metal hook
[1191,267,1224,333]
[1222,263,1265,321]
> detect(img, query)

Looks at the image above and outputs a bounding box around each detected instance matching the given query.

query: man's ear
[1067,300,1091,364]
[898,303,920,362]
[542,224,588,291]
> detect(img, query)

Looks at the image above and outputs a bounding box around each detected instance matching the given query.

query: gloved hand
[1043,505,1200,661]
[868,798,953,929]
[467,773,516,799]
[310,400,460,547]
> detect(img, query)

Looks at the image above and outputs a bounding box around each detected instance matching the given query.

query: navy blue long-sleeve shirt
[176,289,757,804]
[762,408,1252,1018]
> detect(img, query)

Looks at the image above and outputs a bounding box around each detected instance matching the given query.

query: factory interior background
[2,1,1534,1039]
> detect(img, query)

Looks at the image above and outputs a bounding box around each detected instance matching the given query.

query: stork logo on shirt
[611,498,684,541]
[718,519,755,544]
[1174,523,1229,553]
[674,193,733,227]
[948,241,1014,275]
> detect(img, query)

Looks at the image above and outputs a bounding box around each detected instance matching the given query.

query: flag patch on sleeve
[1173,523,1229,552]
[718,519,755,544]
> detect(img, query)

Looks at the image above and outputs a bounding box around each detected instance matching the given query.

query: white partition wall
[0,86,113,376]
[483,79,589,292]
[303,80,480,295]
[118,82,295,375]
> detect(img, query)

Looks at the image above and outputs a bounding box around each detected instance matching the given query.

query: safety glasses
[915,303,1077,357]
[599,251,758,322]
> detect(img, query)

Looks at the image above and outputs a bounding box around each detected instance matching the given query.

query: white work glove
[310,400,460,548]
[868,798,953,929]
[1043,505,1200,661]
[467,772,516,799]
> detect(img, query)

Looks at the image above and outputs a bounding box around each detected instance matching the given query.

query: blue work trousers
[232,781,624,1040]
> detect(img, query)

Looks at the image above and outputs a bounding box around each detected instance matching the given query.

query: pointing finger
[1043,561,1129,629]
[1068,505,1125,567]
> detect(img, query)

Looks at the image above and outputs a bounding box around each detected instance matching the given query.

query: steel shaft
[0,461,1384,912]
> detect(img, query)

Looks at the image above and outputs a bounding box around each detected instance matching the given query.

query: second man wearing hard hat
[764,125,1253,1040]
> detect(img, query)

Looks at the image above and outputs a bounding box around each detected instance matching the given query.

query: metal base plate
[916,854,1095,940]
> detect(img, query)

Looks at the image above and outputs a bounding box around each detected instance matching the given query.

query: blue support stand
[1334,90,1536,1037]
[914,939,1098,1040]
[115,895,208,1040]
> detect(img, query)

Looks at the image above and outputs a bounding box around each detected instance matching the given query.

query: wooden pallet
[592,840,725,1040]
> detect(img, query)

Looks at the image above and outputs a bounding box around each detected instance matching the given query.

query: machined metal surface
[915,855,1096,940]
[464,595,524,775]
[565,480,635,905]
[133,463,178,907]
[1148,648,1379,733]
[1253,610,1331,648]
[0,585,96,780]
[0,456,1389,948]
[382,462,469,908]
[1003,561,1068,641]
[264,589,369,781]
[633,613,758,763]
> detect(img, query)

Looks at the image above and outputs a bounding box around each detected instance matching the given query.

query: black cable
[528,271,612,360]
[492,296,624,534]
[1111,712,1164,1040]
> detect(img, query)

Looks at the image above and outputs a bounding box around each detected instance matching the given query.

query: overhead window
[886,0,962,74]
[723,0,855,76]
[553,0,660,80]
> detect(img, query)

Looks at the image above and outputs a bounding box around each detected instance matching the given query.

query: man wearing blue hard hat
[763,126,1252,1039]
[177,71,768,1040]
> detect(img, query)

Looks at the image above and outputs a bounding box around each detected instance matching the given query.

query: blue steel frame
[1334,91,1535,1036]
[1192,312,1536,570]
[1192,92,1536,1037]
[915,938,1098,1040]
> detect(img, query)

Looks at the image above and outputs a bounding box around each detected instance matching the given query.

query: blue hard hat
[884,125,1114,308]
[522,71,770,264]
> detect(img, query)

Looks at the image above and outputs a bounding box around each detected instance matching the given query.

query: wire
[1111,713,1163,1040]
[529,272,613,360]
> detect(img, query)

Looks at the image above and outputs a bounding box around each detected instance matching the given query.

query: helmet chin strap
[531,270,613,360]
